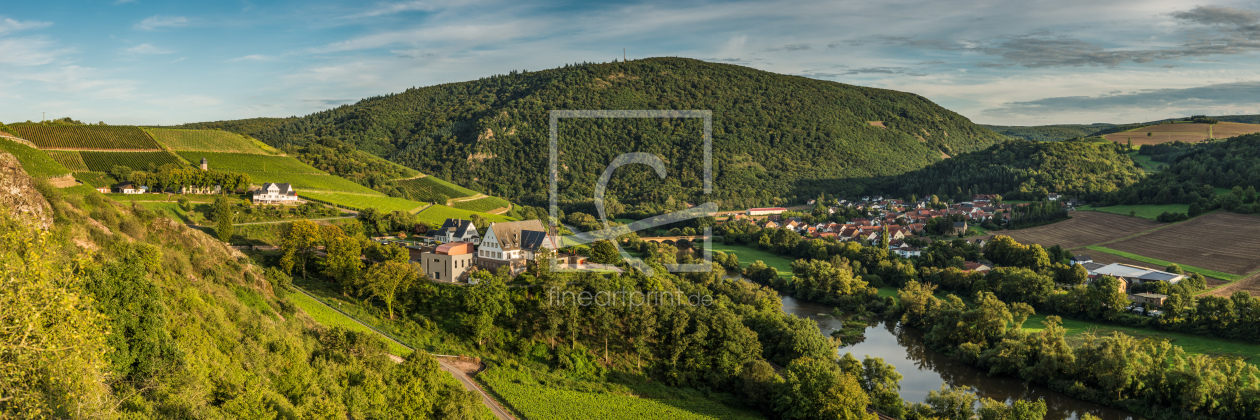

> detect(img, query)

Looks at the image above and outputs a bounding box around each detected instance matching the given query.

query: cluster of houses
[730,194,1032,256]
[377,218,578,283]
[100,157,301,205]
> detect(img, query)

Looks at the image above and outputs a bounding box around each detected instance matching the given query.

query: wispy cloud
[983,81,1260,118]
[229,54,275,62]
[125,43,174,54]
[134,15,188,31]
[0,16,52,35]
[348,1,436,18]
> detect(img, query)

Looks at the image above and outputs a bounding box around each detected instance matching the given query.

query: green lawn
[1084,245,1241,281]
[287,290,413,356]
[481,365,764,420]
[302,191,428,213]
[1127,151,1166,173]
[414,204,515,227]
[710,243,794,278]
[1078,203,1190,219]
[1023,314,1259,365]
[0,138,71,178]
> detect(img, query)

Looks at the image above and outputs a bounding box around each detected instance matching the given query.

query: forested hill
[204,57,1004,209]
[864,139,1145,201]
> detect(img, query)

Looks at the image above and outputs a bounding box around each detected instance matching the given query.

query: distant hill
[982,124,1116,142]
[201,57,1006,210]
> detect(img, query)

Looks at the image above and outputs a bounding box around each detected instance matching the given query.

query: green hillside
[865,139,1145,201]
[981,123,1116,142]
[0,138,71,178]
[206,57,1004,209]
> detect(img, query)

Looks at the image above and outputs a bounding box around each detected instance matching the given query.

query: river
[772,289,1144,420]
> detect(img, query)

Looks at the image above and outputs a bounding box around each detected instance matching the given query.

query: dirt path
[292,287,516,420]
[447,193,487,205]
[489,203,512,215]
[392,173,428,181]
[231,216,356,226]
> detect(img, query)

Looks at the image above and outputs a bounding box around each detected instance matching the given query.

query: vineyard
[9,124,163,150]
[46,150,89,171]
[395,176,478,201]
[73,172,118,188]
[300,191,429,213]
[144,127,272,154]
[178,152,325,174]
[481,366,763,420]
[451,195,511,212]
[80,151,186,172]
[0,139,71,178]
[414,204,513,226]
[239,172,381,195]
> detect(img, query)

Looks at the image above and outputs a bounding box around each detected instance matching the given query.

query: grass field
[711,242,794,278]
[1101,212,1260,276]
[0,138,71,178]
[481,365,763,420]
[451,195,511,212]
[1023,314,1258,365]
[1127,151,1165,173]
[1083,246,1241,281]
[414,204,514,226]
[46,150,89,171]
[288,290,413,356]
[176,152,325,174]
[144,127,271,154]
[1078,204,1191,219]
[239,171,381,194]
[301,191,428,213]
[396,176,479,201]
[80,151,186,172]
[9,124,163,150]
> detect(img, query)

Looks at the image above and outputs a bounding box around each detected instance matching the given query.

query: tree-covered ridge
[214,57,1004,209]
[981,124,1116,142]
[864,139,1145,201]
[1103,134,1260,213]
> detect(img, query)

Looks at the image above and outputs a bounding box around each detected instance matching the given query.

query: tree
[324,234,364,295]
[590,240,620,264]
[1164,263,1184,275]
[214,196,234,242]
[362,261,417,319]
[280,220,322,280]
[774,357,874,420]
[470,214,489,233]
[925,385,978,420]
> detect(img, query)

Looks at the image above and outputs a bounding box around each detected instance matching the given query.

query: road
[292,287,516,420]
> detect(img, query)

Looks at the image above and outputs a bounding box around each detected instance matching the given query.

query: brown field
[1203,272,1260,298]
[1105,122,1260,146]
[985,211,1160,249]
[1106,212,1260,276]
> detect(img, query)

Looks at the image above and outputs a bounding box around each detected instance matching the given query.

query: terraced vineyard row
[9,124,163,150]
[176,152,326,174]
[46,150,89,171]
[414,204,513,226]
[237,172,381,195]
[451,195,511,212]
[300,191,428,213]
[144,127,272,153]
[395,176,478,201]
[80,151,186,172]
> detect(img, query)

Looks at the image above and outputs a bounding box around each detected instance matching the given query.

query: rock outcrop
[0,152,54,230]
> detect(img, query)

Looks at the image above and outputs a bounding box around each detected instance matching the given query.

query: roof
[435,241,474,255]
[1081,262,1106,271]
[259,183,294,195]
[436,218,477,238]
[1073,254,1092,261]
[1089,263,1185,283]
[953,221,967,228]
[748,207,787,212]
[1134,293,1169,299]
[488,220,549,251]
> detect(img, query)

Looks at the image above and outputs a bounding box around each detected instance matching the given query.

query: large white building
[1086,263,1185,285]
[477,220,555,276]
[253,183,299,205]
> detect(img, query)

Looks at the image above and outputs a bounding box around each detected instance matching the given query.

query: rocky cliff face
[0,152,53,230]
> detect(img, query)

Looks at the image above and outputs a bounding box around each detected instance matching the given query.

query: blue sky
[5,0,1260,126]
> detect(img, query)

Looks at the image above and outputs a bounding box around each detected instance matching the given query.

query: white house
[116,182,147,194]
[1088,263,1185,285]
[477,220,555,276]
[429,218,481,244]
[747,207,787,216]
[253,183,299,205]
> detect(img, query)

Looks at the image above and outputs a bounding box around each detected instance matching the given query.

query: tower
[200,157,208,171]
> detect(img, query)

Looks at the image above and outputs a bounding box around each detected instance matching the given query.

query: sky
[5,0,1260,126]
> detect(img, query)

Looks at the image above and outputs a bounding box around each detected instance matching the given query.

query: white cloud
[0,17,52,35]
[134,15,188,31]
[0,37,64,66]
[349,1,437,18]
[125,43,175,54]
[229,54,275,62]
